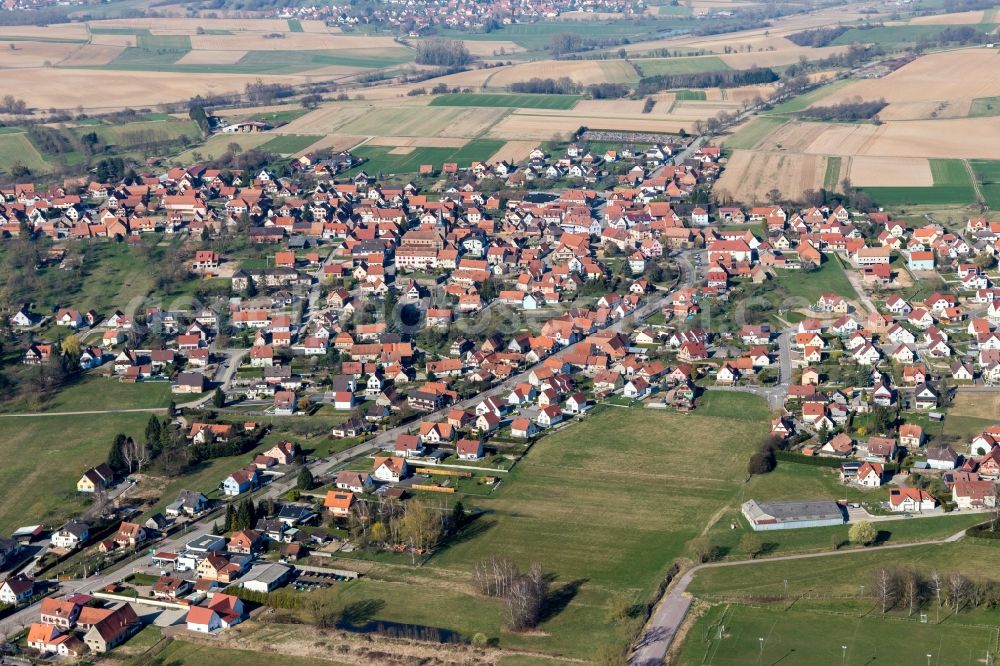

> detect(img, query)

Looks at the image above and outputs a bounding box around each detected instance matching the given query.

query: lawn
[313,401,770,658]
[259,134,322,154]
[429,93,580,110]
[0,132,52,173]
[676,602,999,666]
[775,255,858,303]
[723,117,786,150]
[969,95,1000,118]
[70,117,201,150]
[633,55,731,77]
[350,139,505,176]
[0,411,153,534]
[968,159,1000,210]
[173,133,272,162]
[862,159,977,207]
[696,391,771,421]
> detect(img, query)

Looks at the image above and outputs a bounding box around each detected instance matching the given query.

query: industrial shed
[741,499,845,531]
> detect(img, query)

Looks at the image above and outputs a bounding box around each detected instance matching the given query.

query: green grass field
[0,132,52,173]
[824,155,842,190]
[438,18,689,50]
[259,134,322,154]
[287,18,304,32]
[775,255,858,303]
[90,47,414,73]
[969,95,1000,118]
[862,159,976,207]
[723,117,786,150]
[831,23,996,46]
[677,602,999,666]
[429,93,580,109]
[0,411,153,533]
[145,638,347,666]
[173,133,272,162]
[350,139,505,176]
[0,375,170,415]
[674,89,708,101]
[969,159,1000,210]
[310,400,769,658]
[633,55,731,77]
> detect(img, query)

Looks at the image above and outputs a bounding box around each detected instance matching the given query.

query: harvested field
[300,20,335,33]
[2,67,307,112]
[365,136,468,148]
[573,99,650,114]
[488,139,538,163]
[274,105,375,135]
[715,149,829,204]
[820,50,1000,120]
[0,41,82,68]
[744,119,817,152]
[188,33,400,51]
[907,9,985,24]
[0,24,88,40]
[388,146,415,155]
[806,118,1000,159]
[89,34,137,47]
[89,18,293,32]
[490,110,687,138]
[720,84,778,102]
[56,44,125,67]
[174,49,247,65]
[877,99,971,121]
[293,134,364,155]
[848,156,933,187]
[485,59,638,87]
[336,106,508,138]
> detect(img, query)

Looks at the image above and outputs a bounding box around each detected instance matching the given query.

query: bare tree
[871,567,897,614]
[474,555,518,598]
[121,437,150,474]
[948,572,970,614]
[930,570,943,622]
[503,572,545,631]
[900,570,923,617]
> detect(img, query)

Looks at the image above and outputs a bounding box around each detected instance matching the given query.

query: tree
[297,467,314,491]
[740,533,763,559]
[451,500,467,530]
[60,333,81,358]
[901,570,923,617]
[145,415,162,447]
[948,572,970,613]
[212,387,225,408]
[244,274,257,298]
[690,536,713,563]
[871,567,898,614]
[849,520,876,546]
[503,565,547,631]
[473,555,518,598]
[747,450,775,475]
[223,503,236,532]
[930,570,944,621]
[107,434,129,476]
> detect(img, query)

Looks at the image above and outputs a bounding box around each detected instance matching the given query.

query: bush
[849,520,876,546]
[747,451,775,475]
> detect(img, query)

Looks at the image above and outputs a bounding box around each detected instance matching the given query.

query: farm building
[741,499,845,531]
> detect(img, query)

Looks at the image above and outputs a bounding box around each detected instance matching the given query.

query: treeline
[549,32,631,56]
[786,25,849,47]
[588,83,630,100]
[866,567,1000,616]
[0,95,29,115]
[800,98,887,121]
[414,39,472,67]
[916,24,996,47]
[510,77,578,95]
[637,67,778,94]
[782,43,884,79]
[245,79,295,105]
[188,423,266,464]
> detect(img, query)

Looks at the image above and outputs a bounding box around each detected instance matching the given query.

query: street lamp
[842,645,848,666]
[758,636,765,662]
[927,654,932,666]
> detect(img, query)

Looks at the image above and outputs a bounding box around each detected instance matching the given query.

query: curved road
[628,527,971,665]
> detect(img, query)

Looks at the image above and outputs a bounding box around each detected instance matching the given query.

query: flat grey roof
[742,499,843,523]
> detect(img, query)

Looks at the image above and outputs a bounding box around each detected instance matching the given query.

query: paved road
[628,526,973,666]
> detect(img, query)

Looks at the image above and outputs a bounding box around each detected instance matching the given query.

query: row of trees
[636,67,778,95]
[223,497,260,532]
[800,98,888,122]
[786,25,849,47]
[868,567,994,617]
[473,556,549,631]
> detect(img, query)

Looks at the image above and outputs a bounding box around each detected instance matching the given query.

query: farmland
[861,159,976,207]
[632,55,732,77]
[969,160,1000,209]
[429,93,581,110]
[714,149,835,204]
[722,117,786,150]
[301,400,770,657]
[350,139,506,175]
